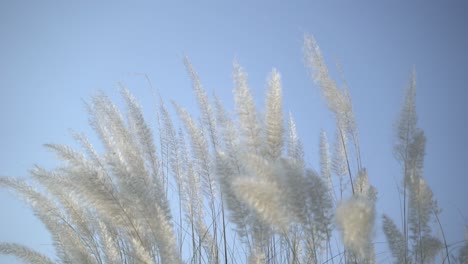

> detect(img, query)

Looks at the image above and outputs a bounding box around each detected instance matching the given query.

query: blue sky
[1,1,467,263]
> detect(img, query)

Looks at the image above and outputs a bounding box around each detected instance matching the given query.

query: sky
[1,1,467,263]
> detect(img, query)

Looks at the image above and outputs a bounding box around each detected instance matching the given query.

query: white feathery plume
[382,215,405,263]
[336,196,375,262]
[319,130,334,201]
[319,130,331,181]
[233,62,262,153]
[408,176,434,243]
[287,112,304,166]
[128,236,154,264]
[355,169,377,202]
[176,123,216,262]
[405,130,426,185]
[39,145,128,226]
[96,220,122,264]
[332,130,349,198]
[394,68,418,164]
[56,223,99,264]
[215,152,250,239]
[121,87,161,183]
[303,35,355,135]
[89,94,149,186]
[31,167,102,262]
[70,131,103,168]
[233,176,289,230]
[159,97,187,255]
[0,243,55,264]
[276,158,308,224]
[215,94,242,169]
[237,153,290,228]
[392,69,419,263]
[284,166,333,257]
[122,88,173,223]
[173,102,215,199]
[177,129,203,223]
[304,170,334,245]
[265,68,284,160]
[0,177,98,263]
[177,128,204,250]
[184,57,219,150]
[159,98,183,187]
[415,235,442,262]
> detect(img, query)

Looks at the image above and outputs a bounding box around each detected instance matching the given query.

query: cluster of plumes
[0,50,336,263]
[1,36,460,264]
[0,36,369,264]
[0,89,181,264]
[215,63,334,263]
[304,35,377,263]
[382,70,447,264]
[335,170,376,263]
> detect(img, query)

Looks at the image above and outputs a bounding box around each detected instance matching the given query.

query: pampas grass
[1,35,464,264]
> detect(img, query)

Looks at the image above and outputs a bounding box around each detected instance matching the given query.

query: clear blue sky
[1,1,467,263]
